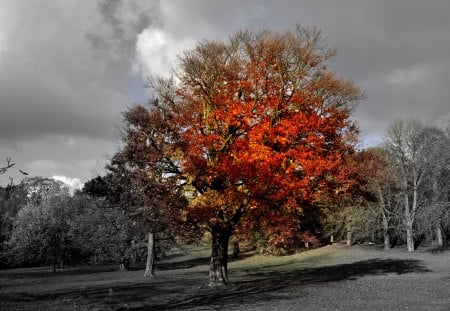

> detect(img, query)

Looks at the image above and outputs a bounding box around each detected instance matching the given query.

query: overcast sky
[1,0,450,188]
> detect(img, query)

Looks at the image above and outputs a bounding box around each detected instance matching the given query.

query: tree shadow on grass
[429,245,450,253]
[0,258,432,310]
[0,264,119,279]
[155,250,256,271]
[147,258,432,310]
[155,256,210,271]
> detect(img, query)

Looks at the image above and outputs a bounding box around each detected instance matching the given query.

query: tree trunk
[59,258,65,269]
[144,232,156,277]
[404,195,414,252]
[405,217,414,252]
[436,225,443,247]
[232,240,240,258]
[208,230,230,287]
[52,246,59,273]
[377,185,390,251]
[403,183,415,252]
[383,231,391,251]
[382,209,390,251]
[346,224,352,246]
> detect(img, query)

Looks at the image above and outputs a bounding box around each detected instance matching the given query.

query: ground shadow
[146,258,432,310]
[155,256,210,271]
[0,264,119,279]
[1,257,430,310]
[155,250,255,271]
[429,245,450,254]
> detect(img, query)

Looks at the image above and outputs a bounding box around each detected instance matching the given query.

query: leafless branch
[0,157,15,174]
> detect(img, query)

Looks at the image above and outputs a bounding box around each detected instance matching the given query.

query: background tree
[82,175,111,198]
[81,174,143,269]
[24,177,69,205]
[139,26,363,286]
[241,207,321,255]
[325,122,450,250]
[323,150,382,247]
[383,119,427,252]
[414,126,450,246]
[5,178,71,271]
[0,157,30,266]
[0,182,27,267]
[110,104,187,277]
[361,148,403,250]
[66,193,135,266]
[4,176,138,269]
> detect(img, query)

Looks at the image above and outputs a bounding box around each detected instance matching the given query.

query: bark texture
[208,230,230,287]
[144,232,156,277]
[383,231,391,251]
[405,218,414,252]
[436,226,443,246]
[404,180,415,252]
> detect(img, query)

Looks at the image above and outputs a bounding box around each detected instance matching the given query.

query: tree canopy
[122,26,363,286]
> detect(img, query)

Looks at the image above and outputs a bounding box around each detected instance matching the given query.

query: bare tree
[415,126,450,246]
[383,119,427,252]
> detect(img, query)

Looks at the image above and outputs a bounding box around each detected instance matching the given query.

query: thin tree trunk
[377,185,391,251]
[232,240,240,258]
[408,168,422,252]
[432,177,443,247]
[52,242,59,273]
[383,231,391,251]
[405,202,415,252]
[382,210,390,250]
[346,224,352,247]
[144,232,156,277]
[405,217,414,252]
[208,230,230,287]
[436,225,443,247]
[403,179,415,252]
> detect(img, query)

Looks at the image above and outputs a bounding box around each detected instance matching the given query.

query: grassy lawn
[1,244,449,310]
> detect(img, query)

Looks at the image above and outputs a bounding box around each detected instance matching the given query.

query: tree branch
[0,157,15,174]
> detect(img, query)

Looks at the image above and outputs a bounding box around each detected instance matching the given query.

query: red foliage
[122,27,363,284]
[175,40,360,235]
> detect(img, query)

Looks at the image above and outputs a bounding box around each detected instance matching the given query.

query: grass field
[1,244,449,310]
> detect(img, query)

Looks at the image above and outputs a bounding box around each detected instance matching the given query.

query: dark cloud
[150,0,450,141]
[1,0,449,184]
[0,0,160,184]
[87,0,158,62]
[0,1,161,143]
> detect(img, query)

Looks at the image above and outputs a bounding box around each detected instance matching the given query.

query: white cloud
[52,175,83,195]
[133,28,194,78]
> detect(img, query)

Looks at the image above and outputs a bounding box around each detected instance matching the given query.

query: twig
[0,157,15,174]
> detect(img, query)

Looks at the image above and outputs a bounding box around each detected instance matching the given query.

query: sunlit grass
[180,241,367,275]
[229,245,343,272]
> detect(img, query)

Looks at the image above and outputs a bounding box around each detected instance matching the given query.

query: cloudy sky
[1,0,450,187]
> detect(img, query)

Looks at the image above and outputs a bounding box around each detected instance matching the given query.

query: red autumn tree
[131,26,363,286]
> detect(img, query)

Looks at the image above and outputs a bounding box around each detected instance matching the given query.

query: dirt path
[1,245,449,310]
